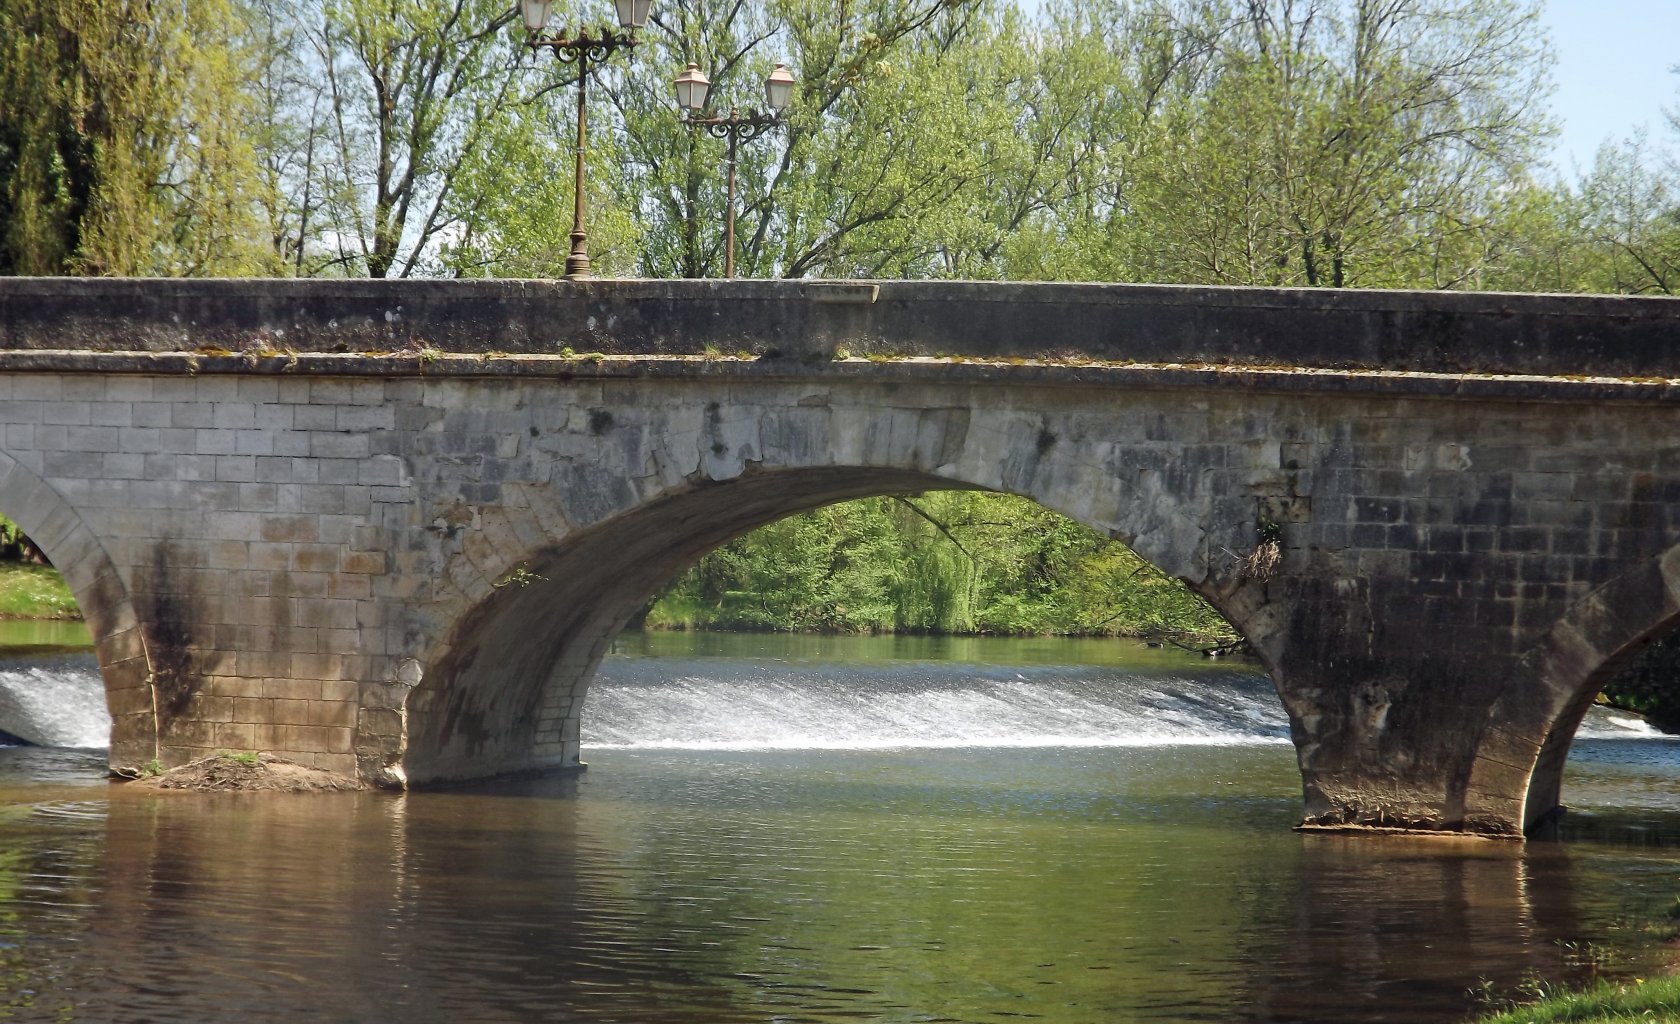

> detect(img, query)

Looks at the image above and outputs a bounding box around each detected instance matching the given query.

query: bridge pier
[5,278,1680,837]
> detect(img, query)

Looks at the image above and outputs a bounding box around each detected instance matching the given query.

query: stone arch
[398,395,1266,783]
[1463,545,1680,836]
[0,449,157,766]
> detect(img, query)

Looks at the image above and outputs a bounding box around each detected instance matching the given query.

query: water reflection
[0,636,1675,1022]
[0,618,91,650]
[1241,838,1572,1022]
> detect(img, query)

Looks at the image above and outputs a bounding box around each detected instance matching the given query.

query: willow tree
[0,0,274,276]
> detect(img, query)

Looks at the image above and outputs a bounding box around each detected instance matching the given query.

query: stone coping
[3,277,1680,377]
[2,348,1680,403]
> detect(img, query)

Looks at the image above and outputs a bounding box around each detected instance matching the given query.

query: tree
[1045,0,1554,289]
[1572,132,1680,295]
[0,0,274,276]
[607,0,1027,279]
[298,0,566,278]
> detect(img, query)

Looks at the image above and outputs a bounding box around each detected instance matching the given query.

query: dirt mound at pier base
[122,752,365,792]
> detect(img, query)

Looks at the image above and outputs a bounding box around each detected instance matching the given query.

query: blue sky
[1544,0,1678,173]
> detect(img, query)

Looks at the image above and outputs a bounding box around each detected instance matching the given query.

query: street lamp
[521,0,651,280]
[673,62,795,278]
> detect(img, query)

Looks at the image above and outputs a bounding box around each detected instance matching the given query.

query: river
[0,627,1678,1023]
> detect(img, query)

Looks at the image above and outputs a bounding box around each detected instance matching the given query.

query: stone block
[270,698,314,726]
[236,379,280,404]
[260,515,318,543]
[320,679,360,702]
[172,403,214,429]
[291,544,339,573]
[341,550,386,574]
[194,428,237,456]
[31,426,66,452]
[234,429,276,456]
[320,628,364,655]
[106,685,154,718]
[90,403,132,427]
[307,700,357,729]
[41,401,91,426]
[289,653,344,679]
[214,455,256,482]
[310,432,370,459]
[211,402,253,426]
[269,432,309,457]
[282,724,354,754]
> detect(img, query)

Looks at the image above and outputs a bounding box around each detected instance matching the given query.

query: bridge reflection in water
[1,637,1677,1022]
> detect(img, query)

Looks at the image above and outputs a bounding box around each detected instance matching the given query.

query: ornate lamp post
[673,62,795,278]
[521,0,652,280]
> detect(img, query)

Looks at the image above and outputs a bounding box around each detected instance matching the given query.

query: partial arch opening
[0,452,154,765]
[0,515,105,747]
[1525,624,1680,834]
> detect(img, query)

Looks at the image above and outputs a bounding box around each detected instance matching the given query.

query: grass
[1471,974,1680,1022]
[0,563,80,620]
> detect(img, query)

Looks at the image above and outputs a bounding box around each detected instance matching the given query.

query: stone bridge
[4,277,1680,837]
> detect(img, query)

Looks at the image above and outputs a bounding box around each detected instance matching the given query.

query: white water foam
[1576,706,1664,739]
[1,649,1667,754]
[582,662,1294,751]
[0,654,111,748]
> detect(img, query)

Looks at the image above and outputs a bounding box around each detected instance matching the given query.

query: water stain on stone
[143,540,199,721]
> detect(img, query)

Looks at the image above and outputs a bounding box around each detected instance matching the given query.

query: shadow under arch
[402,465,1262,785]
[0,449,156,765]
[1465,545,1680,836]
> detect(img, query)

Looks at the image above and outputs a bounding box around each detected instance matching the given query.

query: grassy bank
[1471,974,1680,1022]
[0,563,79,620]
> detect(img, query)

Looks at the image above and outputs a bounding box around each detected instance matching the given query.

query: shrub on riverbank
[0,516,44,564]
[0,564,79,619]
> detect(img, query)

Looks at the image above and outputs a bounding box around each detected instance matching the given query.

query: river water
[1,628,1678,1023]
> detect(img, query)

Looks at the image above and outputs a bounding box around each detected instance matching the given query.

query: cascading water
[0,651,112,748]
[0,642,1663,753]
[583,657,1296,750]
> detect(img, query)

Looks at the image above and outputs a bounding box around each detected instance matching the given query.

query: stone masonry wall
[4,356,1679,837]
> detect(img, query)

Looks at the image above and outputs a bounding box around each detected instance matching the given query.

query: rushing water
[0,631,1678,1023]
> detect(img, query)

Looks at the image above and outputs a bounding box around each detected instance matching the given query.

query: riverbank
[1472,974,1680,1022]
[0,563,79,620]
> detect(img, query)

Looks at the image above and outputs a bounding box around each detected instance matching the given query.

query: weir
[4,276,1680,836]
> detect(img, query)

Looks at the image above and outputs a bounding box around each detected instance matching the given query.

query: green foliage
[0,517,30,563]
[18,0,1680,294]
[1600,636,1680,734]
[644,492,1235,642]
[0,0,277,275]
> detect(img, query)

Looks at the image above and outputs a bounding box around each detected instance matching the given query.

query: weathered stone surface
[5,278,1680,836]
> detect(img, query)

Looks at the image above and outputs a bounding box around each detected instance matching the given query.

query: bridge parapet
[5,277,1680,378]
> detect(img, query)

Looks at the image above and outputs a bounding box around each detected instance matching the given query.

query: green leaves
[6,0,1673,301]
[645,493,1236,641]
[0,0,276,276]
